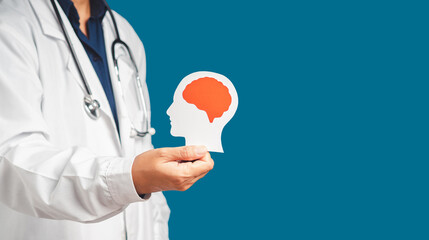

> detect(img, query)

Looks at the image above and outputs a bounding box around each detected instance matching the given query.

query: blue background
[109,0,428,239]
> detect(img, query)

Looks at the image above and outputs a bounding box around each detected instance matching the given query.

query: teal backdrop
[109,0,427,239]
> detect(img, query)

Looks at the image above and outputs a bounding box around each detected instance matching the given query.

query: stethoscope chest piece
[84,96,100,120]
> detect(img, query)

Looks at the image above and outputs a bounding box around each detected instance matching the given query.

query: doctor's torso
[0,0,169,239]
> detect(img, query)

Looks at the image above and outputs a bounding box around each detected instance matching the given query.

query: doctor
[0,0,214,239]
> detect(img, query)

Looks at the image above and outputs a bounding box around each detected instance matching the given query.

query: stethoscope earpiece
[130,127,156,138]
[148,128,156,136]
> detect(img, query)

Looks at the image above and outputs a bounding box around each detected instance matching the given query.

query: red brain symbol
[182,77,232,123]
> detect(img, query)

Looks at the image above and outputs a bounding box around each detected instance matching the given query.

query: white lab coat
[0,0,170,239]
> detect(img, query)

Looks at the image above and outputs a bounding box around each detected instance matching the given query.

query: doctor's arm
[0,23,140,222]
[0,23,213,223]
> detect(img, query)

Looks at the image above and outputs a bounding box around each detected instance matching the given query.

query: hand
[132,145,214,194]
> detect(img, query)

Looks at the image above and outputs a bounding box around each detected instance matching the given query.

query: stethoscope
[50,0,155,137]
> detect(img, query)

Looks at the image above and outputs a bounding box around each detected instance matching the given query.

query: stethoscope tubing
[50,0,153,136]
[50,0,93,97]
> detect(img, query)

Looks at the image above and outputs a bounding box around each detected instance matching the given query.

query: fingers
[132,147,213,194]
[171,152,214,191]
[183,152,214,178]
[159,145,208,162]
[189,170,209,185]
[176,166,211,191]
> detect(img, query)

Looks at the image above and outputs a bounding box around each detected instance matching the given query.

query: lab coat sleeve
[114,12,171,239]
[0,22,143,223]
[151,192,171,240]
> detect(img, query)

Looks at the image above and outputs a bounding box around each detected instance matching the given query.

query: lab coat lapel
[30,1,82,90]
[29,0,65,41]
[103,13,134,156]
[32,0,121,149]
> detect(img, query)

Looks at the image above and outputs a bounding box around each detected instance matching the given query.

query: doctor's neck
[71,0,91,37]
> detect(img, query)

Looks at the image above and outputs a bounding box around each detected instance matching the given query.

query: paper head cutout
[167,71,238,153]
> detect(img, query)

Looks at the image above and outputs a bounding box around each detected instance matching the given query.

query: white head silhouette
[167,71,238,152]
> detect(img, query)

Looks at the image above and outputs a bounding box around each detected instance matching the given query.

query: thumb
[162,145,208,161]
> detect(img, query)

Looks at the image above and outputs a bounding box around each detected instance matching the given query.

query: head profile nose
[166,103,173,116]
